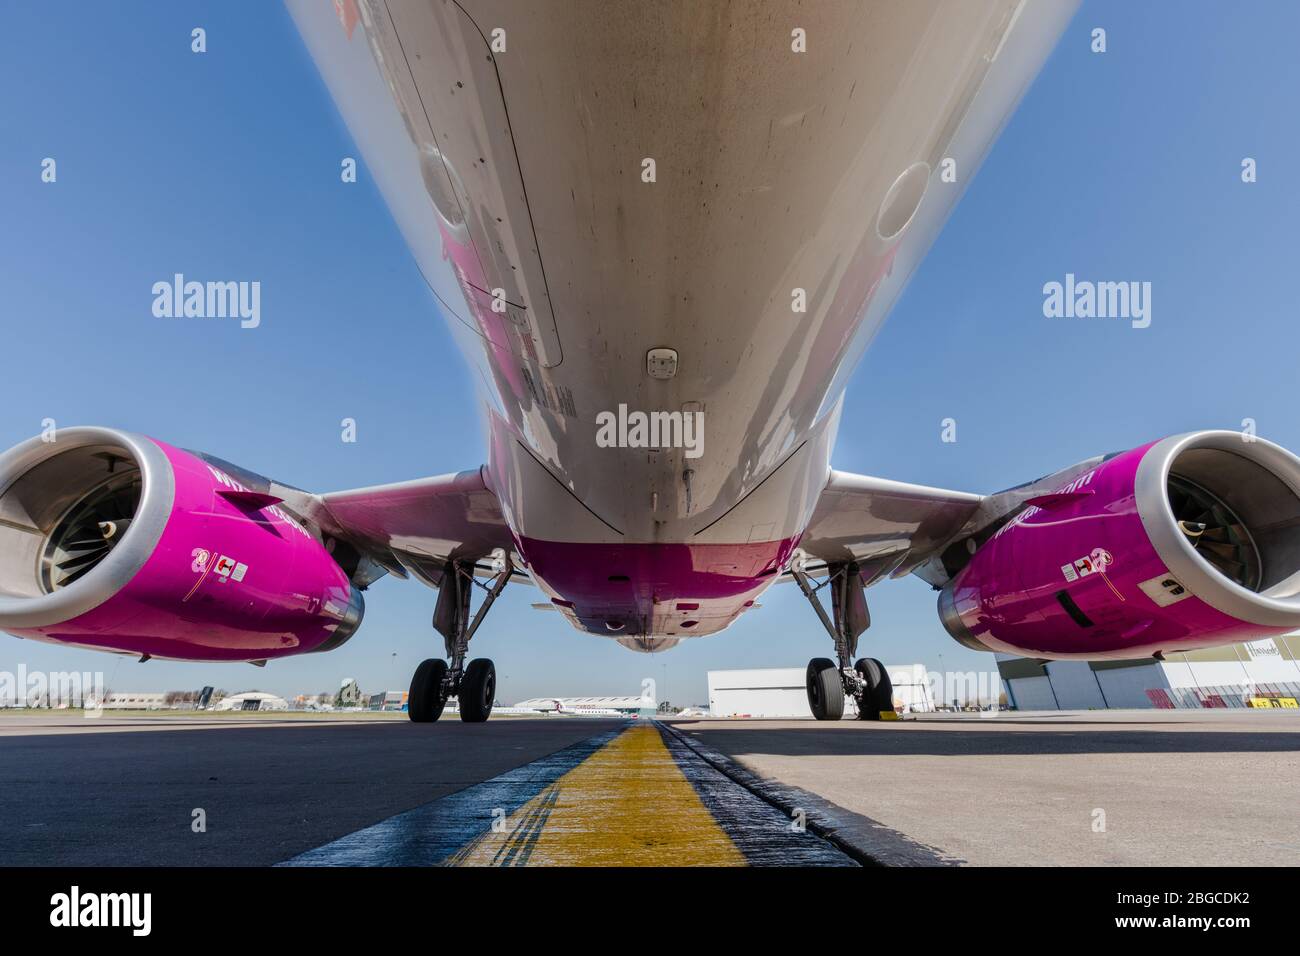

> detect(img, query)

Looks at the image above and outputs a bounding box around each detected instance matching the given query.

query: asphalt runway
[0,714,866,866]
[671,709,1300,866]
[0,714,626,866]
[3,709,1297,866]
[285,720,859,866]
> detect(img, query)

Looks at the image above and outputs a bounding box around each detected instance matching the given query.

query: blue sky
[2,1,1298,706]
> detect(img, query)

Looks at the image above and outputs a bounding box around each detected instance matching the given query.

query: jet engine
[0,427,363,661]
[939,431,1300,659]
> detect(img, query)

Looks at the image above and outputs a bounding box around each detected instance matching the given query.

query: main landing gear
[790,554,894,721]
[409,554,511,723]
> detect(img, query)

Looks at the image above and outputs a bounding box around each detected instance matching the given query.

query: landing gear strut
[408,553,510,723]
[791,554,893,721]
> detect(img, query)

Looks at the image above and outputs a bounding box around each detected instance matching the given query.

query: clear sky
[2,1,1298,706]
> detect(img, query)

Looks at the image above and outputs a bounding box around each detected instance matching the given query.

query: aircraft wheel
[409,658,449,723]
[854,657,894,720]
[806,657,844,721]
[459,658,496,723]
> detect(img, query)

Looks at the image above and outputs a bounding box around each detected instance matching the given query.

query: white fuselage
[289,0,1078,641]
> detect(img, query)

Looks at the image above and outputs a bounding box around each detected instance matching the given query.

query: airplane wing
[796,471,983,585]
[284,464,986,595]
[275,467,520,589]
[797,455,1110,587]
[279,459,1109,597]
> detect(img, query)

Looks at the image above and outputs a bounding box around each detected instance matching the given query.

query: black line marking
[658,721,963,867]
[495,784,559,867]
[654,723,856,867]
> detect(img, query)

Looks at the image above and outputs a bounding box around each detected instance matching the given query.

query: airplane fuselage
[289,0,1079,643]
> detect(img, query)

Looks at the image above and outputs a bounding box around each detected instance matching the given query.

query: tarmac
[2,708,1296,866]
[0,713,626,866]
[671,709,1300,866]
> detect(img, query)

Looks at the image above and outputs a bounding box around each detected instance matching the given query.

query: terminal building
[708,665,933,718]
[997,635,1300,710]
[214,691,289,712]
[513,696,647,716]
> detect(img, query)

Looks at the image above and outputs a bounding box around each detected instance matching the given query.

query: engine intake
[939,431,1300,659]
[0,427,364,661]
[1137,433,1300,615]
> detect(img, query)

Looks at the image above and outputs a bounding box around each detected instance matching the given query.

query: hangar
[708,665,932,718]
[997,635,1300,710]
[214,691,290,712]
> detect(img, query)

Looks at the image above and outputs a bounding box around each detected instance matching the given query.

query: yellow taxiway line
[448,722,747,866]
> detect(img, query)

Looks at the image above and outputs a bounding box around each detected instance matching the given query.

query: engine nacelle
[0,427,363,661]
[939,431,1300,659]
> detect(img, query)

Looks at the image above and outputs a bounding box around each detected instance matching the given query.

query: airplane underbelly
[521,535,798,642]
[288,0,1079,637]
[450,0,1047,538]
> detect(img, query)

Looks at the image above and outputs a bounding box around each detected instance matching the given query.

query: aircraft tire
[459,658,496,722]
[409,658,449,722]
[806,657,845,720]
[854,657,894,720]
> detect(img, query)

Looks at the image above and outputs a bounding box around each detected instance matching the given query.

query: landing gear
[408,553,511,724]
[853,657,893,721]
[409,658,449,721]
[806,658,844,721]
[791,554,892,721]
[458,658,496,722]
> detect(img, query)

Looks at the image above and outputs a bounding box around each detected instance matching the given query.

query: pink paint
[942,441,1294,659]
[10,440,362,661]
[437,217,530,405]
[517,535,799,636]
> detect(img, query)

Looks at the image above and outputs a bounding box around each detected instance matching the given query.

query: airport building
[101,692,168,710]
[708,665,933,718]
[997,635,1300,710]
[368,691,408,712]
[513,696,647,716]
[214,691,290,712]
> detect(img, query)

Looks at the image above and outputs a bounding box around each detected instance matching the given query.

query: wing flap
[799,470,983,570]
[277,467,516,589]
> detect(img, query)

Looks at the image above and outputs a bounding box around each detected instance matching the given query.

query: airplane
[545,699,634,718]
[4,0,1300,725]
